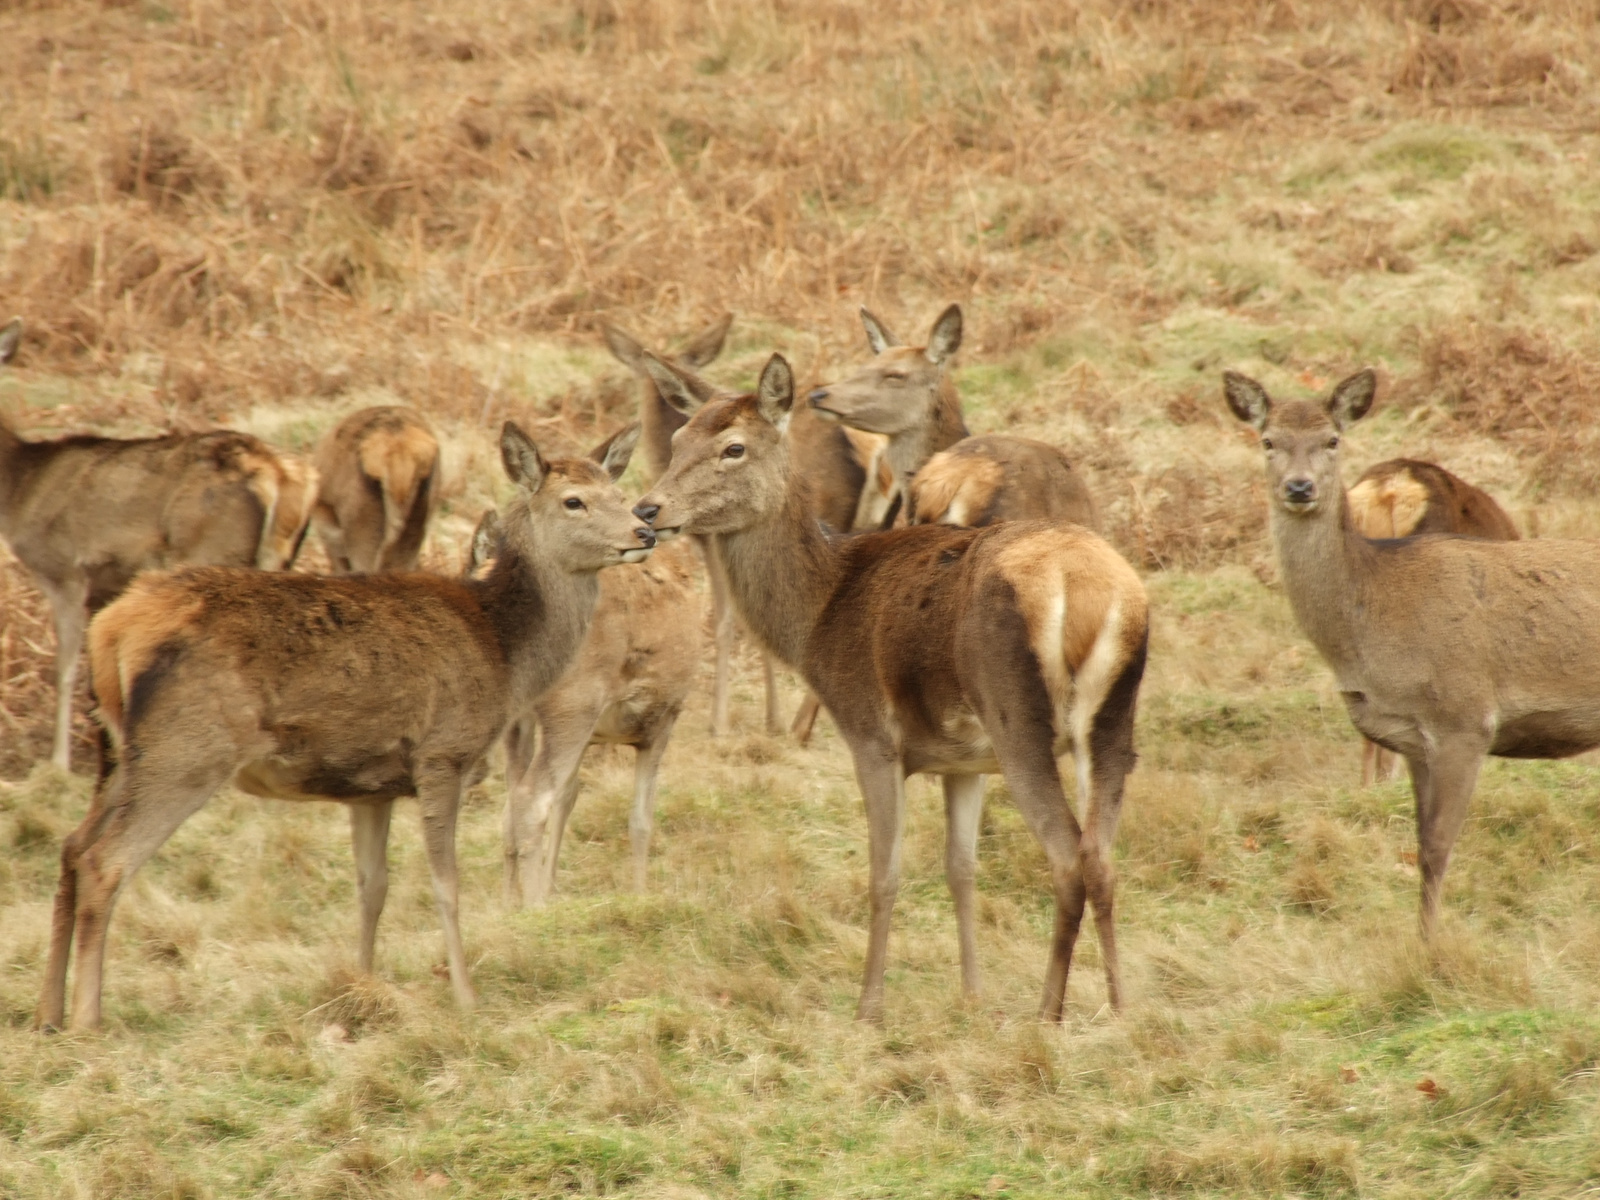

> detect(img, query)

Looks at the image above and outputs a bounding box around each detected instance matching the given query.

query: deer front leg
[627,716,678,893]
[705,544,735,737]
[762,654,782,736]
[942,773,985,1003]
[349,801,394,973]
[1407,734,1488,939]
[504,712,595,909]
[847,744,906,1023]
[416,764,475,1010]
[43,577,89,772]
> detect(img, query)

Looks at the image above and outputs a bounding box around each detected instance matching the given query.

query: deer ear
[859,307,899,355]
[678,313,733,368]
[500,421,549,492]
[591,421,641,481]
[601,321,645,373]
[469,509,500,572]
[641,352,718,416]
[925,304,963,365]
[1327,369,1377,429]
[756,354,795,431]
[0,318,20,366]
[1223,371,1272,430]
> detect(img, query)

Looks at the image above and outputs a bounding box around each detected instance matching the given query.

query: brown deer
[1224,369,1600,939]
[465,428,703,905]
[807,304,1099,531]
[601,318,870,737]
[0,317,317,772]
[1346,458,1520,785]
[311,405,440,573]
[36,423,654,1031]
[635,352,1149,1022]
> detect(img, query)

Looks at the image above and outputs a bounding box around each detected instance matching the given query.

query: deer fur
[1346,458,1519,785]
[636,352,1149,1022]
[0,317,317,771]
[36,422,654,1031]
[465,427,703,906]
[1225,368,1600,939]
[312,405,440,573]
[910,434,1098,529]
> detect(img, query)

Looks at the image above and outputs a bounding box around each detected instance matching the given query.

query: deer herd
[1,307,1596,1033]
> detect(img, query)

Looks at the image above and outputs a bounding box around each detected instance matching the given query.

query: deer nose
[633,501,660,525]
[634,527,656,549]
[808,388,830,405]
[1285,478,1315,503]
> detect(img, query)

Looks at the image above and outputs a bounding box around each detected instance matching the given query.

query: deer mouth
[619,546,654,563]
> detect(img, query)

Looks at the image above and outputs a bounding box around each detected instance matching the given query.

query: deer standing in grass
[312,405,440,573]
[635,352,1149,1022]
[1225,369,1600,938]
[0,317,317,772]
[602,318,871,737]
[36,423,654,1031]
[1345,458,1520,785]
[466,426,703,906]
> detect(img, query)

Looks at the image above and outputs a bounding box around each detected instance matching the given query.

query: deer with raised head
[602,317,872,738]
[1224,369,1600,939]
[36,422,654,1031]
[312,405,440,573]
[465,426,703,905]
[635,352,1149,1022]
[1345,457,1520,785]
[807,304,1099,531]
[0,317,317,772]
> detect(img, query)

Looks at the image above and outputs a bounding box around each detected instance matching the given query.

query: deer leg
[628,716,678,894]
[539,763,584,901]
[942,773,986,1003]
[503,717,534,792]
[791,691,823,746]
[349,801,394,974]
[1408,736,1487,939]
[847,743,907,1023]
[504,713,594,909]
[1383,748,1405,783]
[43,578,89,772]
[416,764,475,1010]
[1361,738,1379,788]
[762,654,783,736]
[37,779,118,1030]
[705,544,735,737]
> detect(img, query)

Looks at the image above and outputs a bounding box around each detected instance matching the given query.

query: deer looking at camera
[311,405,441,573]
[602,318,873,737]
[465,426,703,906]
[36,423,653,1031]
[1345,458,1520,786]
[0,318,316,772]
[635,352,1149,1022]
[1225,369,1600,939]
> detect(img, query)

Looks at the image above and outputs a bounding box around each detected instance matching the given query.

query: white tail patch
[1067,598,1124,811]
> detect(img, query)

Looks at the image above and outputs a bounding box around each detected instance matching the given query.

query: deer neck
[1272,487,1375,681]
[713,475,843,669]
[474,542,601,703]
[887,374,969,486]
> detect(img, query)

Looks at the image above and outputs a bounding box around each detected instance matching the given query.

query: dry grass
[4,0,1600,1195]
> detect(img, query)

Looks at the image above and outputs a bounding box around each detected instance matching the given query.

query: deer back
[1347,458,1518,541]
[312,405,440,572]
[909,435,1099,531]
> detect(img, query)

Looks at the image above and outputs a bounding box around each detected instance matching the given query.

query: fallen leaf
[1243,835,1260,852]
[1400,849,1418,866]
[432,962,451,979]
[1339,1064,1360,1083]
[1416,1077,1441,1098]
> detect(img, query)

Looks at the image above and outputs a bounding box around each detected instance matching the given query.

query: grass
[3,0,1600,1195]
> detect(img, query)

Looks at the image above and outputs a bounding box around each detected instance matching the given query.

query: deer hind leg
[504,713,595,908]
[762,654,783,736]
[37,776,119,1030]
[1077,657,1143,1014]
[1407,735,1488,939]
[791,691,823,746]
[1361,738,1379,788]
[942,773,986,1003]
[846,743,907,1023]
[43,578,89,772]
[349,801,394,974]
[627,714,679,894]
[416,763,475,1010]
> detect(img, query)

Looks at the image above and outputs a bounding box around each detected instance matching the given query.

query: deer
[1345,458,1520,785]
[806,304,1099,531]
[464,428,703,906]
[311,405,440,573]
[634,351,1149,1023]
[1224,368,1600,940]
[36,422,654,1031]
[0,317,317,773]
[601,317,872,738]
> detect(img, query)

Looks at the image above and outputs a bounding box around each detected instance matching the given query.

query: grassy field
[4,0,1600,1195]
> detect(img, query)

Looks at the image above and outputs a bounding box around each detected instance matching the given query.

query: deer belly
[234,749,417,802]
[909,708,1001,775]
[1491,709,1600,759]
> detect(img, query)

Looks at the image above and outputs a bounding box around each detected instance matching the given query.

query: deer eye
[563,496,585,510]
[722,443,745,459]
[1261,437,1274,451]
[1327,436,1340,450]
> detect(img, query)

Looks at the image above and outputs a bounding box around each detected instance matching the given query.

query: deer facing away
[0,317,317,772]
[636,351,1149,1022]
[312,405,441,573]
[37,422,654,1031]
[465,427,703,906]
[1225,368,1600,938]
[1345,457,1520,785]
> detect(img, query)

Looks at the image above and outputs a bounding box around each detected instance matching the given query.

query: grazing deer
[0,317,317,772]
[635,352,1149,1022]
[36,423,653,1031]
[465,429,702,906]
[807,304,1099,531]
[602,318,870,737]
[1346,458,1520,785]
[312,405,440,573]
[1224,369,1600,939]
